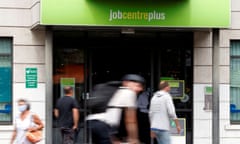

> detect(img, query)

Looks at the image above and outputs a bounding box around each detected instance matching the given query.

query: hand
[28,126,38,132]
[150,131,156,138]
[177,126,181,134]
[72,125,78,130]
[127,138,140,144]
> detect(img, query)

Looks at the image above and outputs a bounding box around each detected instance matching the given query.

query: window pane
[230,58,240,87]
[0,38,12,124]
[230,87,240,122]
[231,41,240,56]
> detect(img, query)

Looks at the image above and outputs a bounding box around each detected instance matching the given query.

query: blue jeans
[152,129,171,144]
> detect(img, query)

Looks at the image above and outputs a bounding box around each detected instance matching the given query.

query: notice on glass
[170,118,185,136]
[171,118,186,144]
[165,80,185,99]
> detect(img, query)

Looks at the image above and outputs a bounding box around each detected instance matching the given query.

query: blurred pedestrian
[137,88,151,144]
[54,86,80,144]
[10,99,44,144]
[86,74,145,144]
[149,81,181,144]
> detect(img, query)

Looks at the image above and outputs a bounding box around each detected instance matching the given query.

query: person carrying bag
[10,99,44,144]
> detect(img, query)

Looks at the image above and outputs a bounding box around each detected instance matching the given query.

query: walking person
[86,74,145,144]
[137,88,151,144]
[54,86,80,144]
[10,98,44,144]
[149,81,181,144]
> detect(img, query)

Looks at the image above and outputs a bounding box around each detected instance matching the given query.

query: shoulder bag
[26,113,43,143]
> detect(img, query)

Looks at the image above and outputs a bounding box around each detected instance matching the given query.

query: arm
[29,114,44,131]
[124,107,139,144]
[72,108,79,130]
[166,96,181,134]
[54,108,59,118]
[166,96,178,119]
[174,119,181,134]
[10,127,16,144]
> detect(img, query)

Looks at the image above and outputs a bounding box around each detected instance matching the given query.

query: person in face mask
[10,99,44,144]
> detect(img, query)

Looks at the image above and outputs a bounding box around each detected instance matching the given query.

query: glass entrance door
[52,31,87,144]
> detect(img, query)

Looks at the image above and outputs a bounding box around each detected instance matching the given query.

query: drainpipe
[212,28,219,144]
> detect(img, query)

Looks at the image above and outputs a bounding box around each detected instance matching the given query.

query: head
[159,81,170,92]
[64,86,73,96]
[121,74,145,94]
[17,98,30,113]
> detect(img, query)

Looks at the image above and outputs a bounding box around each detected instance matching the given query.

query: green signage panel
[165,80,185,99]
[205,86,212,95]
[26,68,37,88]
[41,0,230,28]
[60,78,75,98]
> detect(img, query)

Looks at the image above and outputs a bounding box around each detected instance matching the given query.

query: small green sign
[26,68,37,88]
[205,86,212,95]
[61,78,75,86]
[60,78,75,97]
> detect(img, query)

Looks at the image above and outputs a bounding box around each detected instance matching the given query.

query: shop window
[0,38,12,124]
[230,40,240,124]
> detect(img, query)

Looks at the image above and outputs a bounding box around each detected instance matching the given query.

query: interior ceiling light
[121,28,135,34]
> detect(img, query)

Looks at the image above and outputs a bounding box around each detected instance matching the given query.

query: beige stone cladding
[0,0,45,143]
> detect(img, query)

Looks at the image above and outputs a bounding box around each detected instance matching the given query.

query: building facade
[0,0,240,144]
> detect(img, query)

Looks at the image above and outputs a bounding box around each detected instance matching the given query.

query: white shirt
[86,87,137,126]
[14,112,35,144]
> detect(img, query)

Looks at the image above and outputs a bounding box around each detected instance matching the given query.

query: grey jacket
[149,90,177,131]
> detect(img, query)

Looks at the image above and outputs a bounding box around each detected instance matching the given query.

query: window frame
[0,37,13,125]
[230,40,240,124]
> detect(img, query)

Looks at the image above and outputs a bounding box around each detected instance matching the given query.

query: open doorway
[52,30,193,144]
[87,31,193,144]
[89,35,152,86]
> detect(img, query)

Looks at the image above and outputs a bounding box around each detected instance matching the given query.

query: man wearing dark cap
[86,74,145,144]
[149,81,181,144]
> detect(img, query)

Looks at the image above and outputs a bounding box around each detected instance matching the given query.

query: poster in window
[165,80,185,99]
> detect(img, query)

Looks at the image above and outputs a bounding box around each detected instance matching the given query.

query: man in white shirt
[149,81,181,144]
[86,74,145,144]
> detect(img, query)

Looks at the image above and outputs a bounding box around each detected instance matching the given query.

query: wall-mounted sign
[60,78,75,98]
[25,68,37,88]
[41,0,229,28]
[0,67,11,102]
[165,80,185,99]
[204,86,212,110]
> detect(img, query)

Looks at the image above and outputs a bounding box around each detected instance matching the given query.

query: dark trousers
[87,120,112,144]
[61,127,77,144]
[137,110,151,144]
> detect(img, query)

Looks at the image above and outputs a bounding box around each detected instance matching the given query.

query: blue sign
[0,67,11,102]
